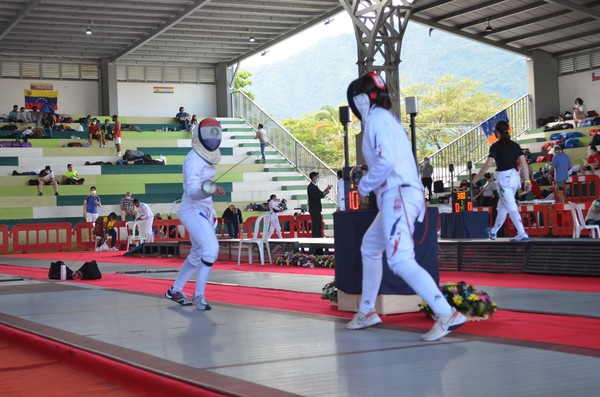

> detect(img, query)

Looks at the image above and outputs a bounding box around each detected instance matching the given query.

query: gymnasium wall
[0,79,217,118]
[558,69,600,115]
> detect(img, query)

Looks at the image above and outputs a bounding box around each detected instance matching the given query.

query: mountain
[243,23,527,120]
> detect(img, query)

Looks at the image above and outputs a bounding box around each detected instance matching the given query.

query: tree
[282,106,360,169]
[234,70,255,100]
[281,75,509,169]
[399,75,509,159]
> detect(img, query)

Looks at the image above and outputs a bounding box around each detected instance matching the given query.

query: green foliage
[234,70,255,100]
[282,105,359,169]
[399,75,509,159]
[280,76,508,168]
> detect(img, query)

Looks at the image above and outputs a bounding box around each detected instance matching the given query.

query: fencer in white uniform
[268,194,283,239]
[473,120,531,242]
[133,199,154,243]
[345,73,467,341]
[165,118,225,310]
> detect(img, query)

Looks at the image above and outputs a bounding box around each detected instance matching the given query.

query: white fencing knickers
[491,168,526,237]
[358,186,453,317]
[172,206,219,297]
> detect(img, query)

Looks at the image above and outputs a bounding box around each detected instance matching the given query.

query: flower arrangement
[419,281,497,320]
[321,280,337,302]
[275,252,335,268]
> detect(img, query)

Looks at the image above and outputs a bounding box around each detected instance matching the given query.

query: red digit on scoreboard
[349,190,360,210]
[467,201,472,211]
[454,203,460,213]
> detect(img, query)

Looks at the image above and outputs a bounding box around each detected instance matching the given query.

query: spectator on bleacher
[101,118,112,142]
[40,102,55,117]
[94,212,119,251]
[42,112,55,138]
[175,106,190,131]
[268,194,284,239]
[478,172,497,207]
[112,115,122,157]
[119,191,137,221]
[474,120,531,242]
[255,123,268,163]
[584,199,600,225]
[337,170,346,211]
[572,98,588,127]
[62,164,84,185]
[457,179,469,191]
[550,146,571,203]
[8,105,19,122]
[165,117,226,310]
[38,165,59,196]
[87,118,101,147]
[83,186,102,223]
[133,199,154,243]
[582,145,600,173]
[31,106,41,126]
[419,156,434,201]
[222,204,243,238]
[17,107,32,123]
[190,114,198,131]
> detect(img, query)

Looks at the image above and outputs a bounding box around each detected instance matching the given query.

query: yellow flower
[452,295,463,305]
[467,294,480,301]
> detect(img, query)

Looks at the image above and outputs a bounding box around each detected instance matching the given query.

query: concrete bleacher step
[1,117,339,233]
[272,175,306,181]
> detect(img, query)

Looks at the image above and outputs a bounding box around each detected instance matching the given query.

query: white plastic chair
[237,213,272,265]
[126,221,147,250]
[568,202,600,238]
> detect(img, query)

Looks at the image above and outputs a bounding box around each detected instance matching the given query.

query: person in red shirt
[584,145,600,173]
[112,114,122,157]
[87,118,101,147]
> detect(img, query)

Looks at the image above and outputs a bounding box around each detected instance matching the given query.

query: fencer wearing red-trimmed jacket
[345,73,466,341]
[165,117,225,311]
[268,194,284,239]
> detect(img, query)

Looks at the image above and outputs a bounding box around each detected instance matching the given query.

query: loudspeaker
[467,161,472,170]
[339,106,351,124]
[448,163,454,173]
[405,96,419,114]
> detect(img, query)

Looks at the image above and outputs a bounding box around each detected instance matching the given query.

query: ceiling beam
[504,18,596,44]
[546,0,600,19]
[454,1,547,30]
[431,0,502,23]
[409,14,531,58]
[109,0,214,62]
[0,0,43,41]
[523,27,600,50]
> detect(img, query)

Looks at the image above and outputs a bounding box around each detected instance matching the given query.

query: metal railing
[425,94,531,186]
[232,91,338,205]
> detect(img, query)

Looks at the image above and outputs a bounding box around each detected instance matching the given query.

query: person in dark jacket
[307,171,332,250]
[222,204,243,238]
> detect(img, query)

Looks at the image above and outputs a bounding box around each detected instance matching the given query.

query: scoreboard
[452,190,472,213]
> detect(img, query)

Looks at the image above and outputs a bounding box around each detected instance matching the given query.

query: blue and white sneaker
[510,234,530,242]
[165,288,192,306]
[486,227,497,241]
[192,295,212,311]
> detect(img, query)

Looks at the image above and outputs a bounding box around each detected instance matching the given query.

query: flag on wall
[593,72,600,82]
[153,86,174,93]
[481,109,510,145]
[24,89,58,110]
